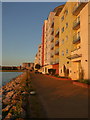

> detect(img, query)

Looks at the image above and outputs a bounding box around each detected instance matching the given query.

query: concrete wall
[88,2,90,79]
[80,3,88,79]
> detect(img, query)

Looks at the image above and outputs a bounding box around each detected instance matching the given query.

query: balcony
[72,2,87,16]
[55,58,59,64]
[73,16,80,30]
[50,52,54,58]
[55,48,59,55]
[51,43,54,50]
[67,54,82,60]
[55,39,59,46]
[71,46,81,55]
[51,21,54,28]
[51,37,54,42]
[51,28,54,35]
[67,46,82,60]
[73,32,80,44]
[55,28,59,37]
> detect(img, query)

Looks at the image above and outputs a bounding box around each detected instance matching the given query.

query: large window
[62,39,64,44]
[66,49,68,54]
[61,16,64,21]
[61,27,64,33]
[66,22,68,28]
[62,51,64,56]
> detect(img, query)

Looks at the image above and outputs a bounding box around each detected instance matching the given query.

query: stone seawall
[2,71,31,120]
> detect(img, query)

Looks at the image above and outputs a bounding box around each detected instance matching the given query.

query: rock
[30,91,36,95]
[2,105,12,112]
[11,100,18,105]
[12,93,21,100]
[10,106,17,113]
[21,91,28,95]
[3,98,11,105]
[4,113,12,120]
[5,91,14,98]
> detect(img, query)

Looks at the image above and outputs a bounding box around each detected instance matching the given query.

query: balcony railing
[73,32,80,44]
[50,52,54,58]
[71,46,81,56]
[55,39,59,46]
[73,16,80,30]
[55,48,59,55]
[51,21,54,28]
[51,37,54,42]
[72,2,87,16]
[51,43,54,50]
[67,54,82,60]
[51,28,54,35]
[55,28,59,37]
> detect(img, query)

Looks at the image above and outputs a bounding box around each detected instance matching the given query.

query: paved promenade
[30,72,88,118]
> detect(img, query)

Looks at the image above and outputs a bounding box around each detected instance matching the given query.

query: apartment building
[34,44,42,67]
[41,6,64,74]
[22,63,34,70]
[59,1,89,80]
[35,1,90,80]
[52,5,64,74]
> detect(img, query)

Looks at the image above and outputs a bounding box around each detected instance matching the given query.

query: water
[0,72,23,87]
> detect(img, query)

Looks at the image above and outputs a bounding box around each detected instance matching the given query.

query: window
[66,23,68,28]
[62,51,64,56]
[67,61,69,64]
[66,36,68,41]
[62,27,64,33]
[65,10,68,15]
[61,16,64,21]
[66,49,68,54]
[62,39,64,44]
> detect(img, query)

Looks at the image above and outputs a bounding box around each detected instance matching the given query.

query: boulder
[6,91,14,98]
[3,98,11,105]
[11,100,18,105]
[12,93,21,100]
[4,113,12,120]
[2,105,12,112]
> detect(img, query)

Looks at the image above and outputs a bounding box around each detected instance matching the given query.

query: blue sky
[2,2,65,66]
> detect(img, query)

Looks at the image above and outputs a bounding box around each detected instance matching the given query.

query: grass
[76,79,90,85]
[53,74,71,79]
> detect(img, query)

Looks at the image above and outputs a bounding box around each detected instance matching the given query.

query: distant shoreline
[0,70,24,72]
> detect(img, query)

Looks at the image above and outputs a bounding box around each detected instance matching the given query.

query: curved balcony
[55,58,59,64]
[55,39,59,46]
[67,47,82,60]
[51,37,54,42]
[51,28,54,35]
[73,16,80,30]
[73,32,80,44]
[50,52,54,58]
[51,21,54,28]
[51,43,54,50]
[55,28,59,37]
[72,2,87,16]
[55,48,59,55]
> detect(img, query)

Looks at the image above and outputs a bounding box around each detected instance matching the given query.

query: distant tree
[35,64,41,70]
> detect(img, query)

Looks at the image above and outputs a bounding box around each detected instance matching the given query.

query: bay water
[0,72,23,87]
